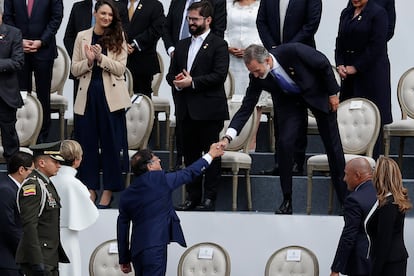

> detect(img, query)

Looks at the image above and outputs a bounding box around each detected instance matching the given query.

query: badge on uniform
[22,184,36,196]
[48,193,57,208]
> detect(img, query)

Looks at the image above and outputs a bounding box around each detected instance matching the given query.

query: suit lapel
[190,33,212,73]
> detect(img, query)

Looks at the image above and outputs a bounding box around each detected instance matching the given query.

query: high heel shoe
[97,196,113,209]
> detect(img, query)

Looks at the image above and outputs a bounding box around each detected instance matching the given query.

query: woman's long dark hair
[94,0,125,54]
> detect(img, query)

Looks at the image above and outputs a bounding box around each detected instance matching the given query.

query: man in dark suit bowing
[219,44,346,214]
[0,151,34,276]
[166,0,229,211]
[4,0,63,143]
[257,0,322,176]
[331,158,376,276]
[117,0,165,97]
[117,144,224,275]
[0,8,24,162]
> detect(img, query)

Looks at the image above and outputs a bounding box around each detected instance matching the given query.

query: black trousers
[181,117,223,202]
[19,54,53,142]
[0,97,19,160]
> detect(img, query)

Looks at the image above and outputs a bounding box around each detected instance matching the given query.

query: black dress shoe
[195,198,215,211]
[175,200,198,211]
[274,199,292,215]
[260,166,279,176]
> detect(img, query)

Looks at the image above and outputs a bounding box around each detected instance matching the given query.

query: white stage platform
[79,210,414,275]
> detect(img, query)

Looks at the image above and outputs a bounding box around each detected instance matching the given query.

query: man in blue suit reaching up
[117,143,224,276]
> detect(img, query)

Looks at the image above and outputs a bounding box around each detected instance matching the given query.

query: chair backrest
[397,67,414,119]
[89,239,134,276]
[337,97,380,157]
[125,67,134,97]
[126,94,155,150]
[220,100,257,153]
[224,71,235,99]
[265,245,319,276]
[152,52,164,96]
[177,242,231,276]
[32,45,70,95]
[16,93,43,146]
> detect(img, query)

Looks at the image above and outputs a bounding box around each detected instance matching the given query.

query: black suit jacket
[366,195,409,275]
[228,43,339,133]
[0,22,24,109]
[4,0,63,60]
[347,0,395,41]
[331,180,377,275]
[0,175,22,270]
[162,0,226,52]
[256,0,322,49]
[118,0,165,75]
[166,32,229,121]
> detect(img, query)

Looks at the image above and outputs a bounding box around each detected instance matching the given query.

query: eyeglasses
[186,16,206,23]
[147,157,161,164]
[24,166,35,172]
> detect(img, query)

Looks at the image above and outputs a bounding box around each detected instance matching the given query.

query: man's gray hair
[243,44,270,64]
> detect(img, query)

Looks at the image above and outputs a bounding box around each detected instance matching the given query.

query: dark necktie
[270,68,301,94]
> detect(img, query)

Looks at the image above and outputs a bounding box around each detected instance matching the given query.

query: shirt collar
[192,29,211,43]
[8,175,21,188]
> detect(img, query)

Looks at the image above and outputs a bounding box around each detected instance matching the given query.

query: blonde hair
[60,140,83,165]
[373,156,412,212]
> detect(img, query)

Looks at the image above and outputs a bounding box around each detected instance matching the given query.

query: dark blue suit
[256,0,322,169]
[256,0,322,50]
[0,22,24,161]
[331,180,376,276]
[228,43,346,204]
[117,157,209,275]
[4,0,63,142]
[0,174,23,275]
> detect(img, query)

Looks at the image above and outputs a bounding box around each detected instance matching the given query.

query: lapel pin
[203,43,209,49]
[138,4,143,9]
[358,15,362,21]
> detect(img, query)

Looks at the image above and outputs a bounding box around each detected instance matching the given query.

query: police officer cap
[30,141,64,162]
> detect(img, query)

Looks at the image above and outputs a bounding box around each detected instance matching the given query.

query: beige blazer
[71,28,131,115]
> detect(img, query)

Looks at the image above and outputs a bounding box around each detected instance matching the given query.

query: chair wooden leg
[306,170,313,215]
[154,115,160,149]
[383,131,390,157]
[328,182,334,215]
[59,109,65,140]
[268,114,275,153]
[165,114,170,150]
[246,170,252,211]
[181,184,186,204]
[232,171,238,211]
[169,125,175,171]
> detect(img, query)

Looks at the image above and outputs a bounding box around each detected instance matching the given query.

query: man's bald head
[343,157,373,191]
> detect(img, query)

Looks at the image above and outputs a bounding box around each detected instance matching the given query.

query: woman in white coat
[52,140,99,276]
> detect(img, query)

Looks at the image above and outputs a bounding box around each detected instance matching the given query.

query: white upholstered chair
[89,239,134,276]
[32,45,69,140]
[126,94,155,185]
[177,242,231,276]
[265,245,319,276]
[125,67,134,97]
[306,98,380,214]
[383,67,414,167]
[0,93,43,163]
[220,100,257,211]
[152,52,170,150]
[224,70,235,99]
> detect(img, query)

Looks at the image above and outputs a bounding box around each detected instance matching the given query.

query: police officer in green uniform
[16,142,69,276]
